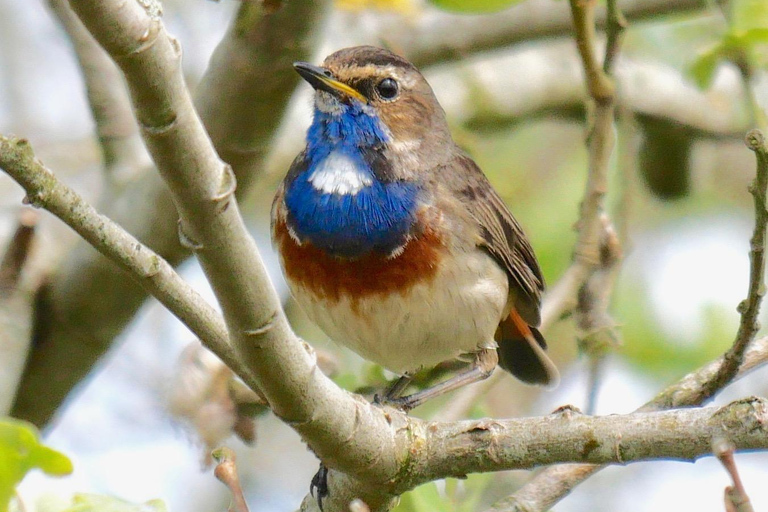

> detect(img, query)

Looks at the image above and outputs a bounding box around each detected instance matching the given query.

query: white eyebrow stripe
[309,151,373,196]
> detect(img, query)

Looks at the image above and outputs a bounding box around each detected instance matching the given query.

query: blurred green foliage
[395,474,493,512]
[0,418,72,512]
[58,495,167,512]
[427,0,525,13]
[689,0,768,88]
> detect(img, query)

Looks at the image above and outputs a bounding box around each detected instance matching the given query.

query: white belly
[287,249,509,375]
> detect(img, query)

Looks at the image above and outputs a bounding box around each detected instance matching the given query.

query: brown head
[294,46,453,168]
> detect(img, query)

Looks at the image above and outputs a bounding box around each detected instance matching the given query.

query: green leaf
[743,27,768,44]
[731,0,768,34]
[395,482,449,512]
[62,494,167,512]
[428,0,526,14]
[688,46,722,89]
[0,418,73,512]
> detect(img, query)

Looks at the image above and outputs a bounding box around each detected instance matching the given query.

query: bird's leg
[384,374,413,400]
[310,462,329,511]
[386,348,498,411]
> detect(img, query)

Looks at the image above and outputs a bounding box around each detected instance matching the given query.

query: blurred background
[1,0,767,510]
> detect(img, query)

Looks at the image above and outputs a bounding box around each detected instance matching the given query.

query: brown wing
[444,153,544,327]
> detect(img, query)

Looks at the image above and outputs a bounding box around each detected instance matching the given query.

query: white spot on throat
[309,151,373,196]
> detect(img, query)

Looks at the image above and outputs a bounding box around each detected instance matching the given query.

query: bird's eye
[376,78,399,100]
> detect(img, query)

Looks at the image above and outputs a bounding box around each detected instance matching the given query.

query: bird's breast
[272,211,445,303]
[282,148,420,258]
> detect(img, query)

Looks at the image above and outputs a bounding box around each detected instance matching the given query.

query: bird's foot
[373,392,416,411]
[310,463,329,511]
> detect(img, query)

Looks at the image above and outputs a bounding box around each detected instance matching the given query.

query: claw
[310,463,329,511]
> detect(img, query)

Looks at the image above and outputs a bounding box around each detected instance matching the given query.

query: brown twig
[213,447,251,512]
[602,0,627,75]
[569,0,614,103]
[0,208,39,415]
[693,130,768,403]
[0,209,38,292]
[713,437,755,512]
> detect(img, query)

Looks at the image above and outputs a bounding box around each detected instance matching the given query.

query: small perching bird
[272,46,558,411]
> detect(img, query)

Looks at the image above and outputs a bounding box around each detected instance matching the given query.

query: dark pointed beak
[293,62,367,103]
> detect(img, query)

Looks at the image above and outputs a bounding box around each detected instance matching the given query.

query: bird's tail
[496,309,560,387]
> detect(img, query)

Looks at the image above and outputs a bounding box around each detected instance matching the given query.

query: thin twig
[713,437,755,512]
[693,130,768,403]
[0,209,38,292]
[213,447,251,512]
[565,0,625,416]
[602,0,627,75]
[569,0,614,103]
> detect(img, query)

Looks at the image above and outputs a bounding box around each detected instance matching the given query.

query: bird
[271,45,558,411]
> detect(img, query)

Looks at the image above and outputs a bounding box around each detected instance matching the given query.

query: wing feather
[443,153,544,326]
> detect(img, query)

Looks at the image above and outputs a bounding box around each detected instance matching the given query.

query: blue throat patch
[284,102,419,258]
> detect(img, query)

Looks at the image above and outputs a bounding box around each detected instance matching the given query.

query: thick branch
[47,0,144,182]
[409,397,768,484]
[12,0,326,426]
[330,0,705,69]
[488,335,768,512]
[65,6,403,510]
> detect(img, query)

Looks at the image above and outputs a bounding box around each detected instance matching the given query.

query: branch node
[139,113,178,135]
[746,129,766,152]
[552,404,583,419]
[243,311,278,339]
[212,165,237,204]
[177,219,205,251]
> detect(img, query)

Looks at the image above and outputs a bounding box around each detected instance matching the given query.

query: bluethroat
[272,46,559,410]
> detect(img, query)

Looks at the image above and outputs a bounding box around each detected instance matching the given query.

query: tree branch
[409,397,768,483]
[0,208,38,415]
[714,437,755,512]
[0,134,254,389]
[46,0,146,184]
[692,129,768,402]
[11,0,326,426]
[487,335,768,512]
[330,0,705,69]
[62,8,404,512]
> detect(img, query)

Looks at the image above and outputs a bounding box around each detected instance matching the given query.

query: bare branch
[411,397,768,482]
[692,130,768,402]
[0,135,253,386]
[213,447,251,512]
[487,335,768,512]
[47,0,145,183]
[11,0,326,427]
[330,0,706,69]
[0,209,37,292]
[0,208,39,415]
